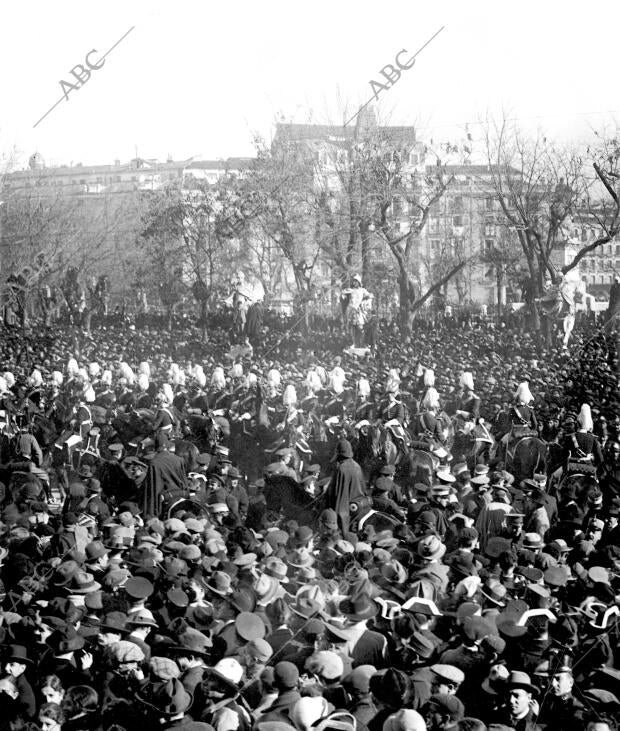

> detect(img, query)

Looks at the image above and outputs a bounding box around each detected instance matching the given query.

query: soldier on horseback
[414,387,447,451]
[500,381,538,454]
[562,404,603,475]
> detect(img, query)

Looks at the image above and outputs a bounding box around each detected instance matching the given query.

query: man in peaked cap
[535,653,584,731]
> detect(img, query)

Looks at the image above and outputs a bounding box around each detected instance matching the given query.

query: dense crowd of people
[0,310,619,731]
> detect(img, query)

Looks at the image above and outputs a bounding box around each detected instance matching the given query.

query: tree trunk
[200,300,208,339]
[398,271,412,332]
[361,225,371,285]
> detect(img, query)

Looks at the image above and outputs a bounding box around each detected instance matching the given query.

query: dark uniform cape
[142,449,187,517]
[381,399,406,424]
[562,430,604,465]
[456,392,481,420]
[511,403,537,432]
[326,455,366,535]
[415,411,444,443]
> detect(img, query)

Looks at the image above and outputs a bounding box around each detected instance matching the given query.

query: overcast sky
[2,0,619,169]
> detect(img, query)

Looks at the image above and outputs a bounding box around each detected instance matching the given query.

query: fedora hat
[170,628,211,657]
[289,593,323,619]
[65,571,101,594]
[339,593,377,622]
[146,678,193,716]
[480,580,507,607]
[287,549,315,569]
[263,557,290,583]
[505,670,538,696]
[205,571,233,596]
[204,658,243,692]
[417,534,446,561]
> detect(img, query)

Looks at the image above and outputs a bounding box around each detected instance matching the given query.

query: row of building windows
[583,273,617,285]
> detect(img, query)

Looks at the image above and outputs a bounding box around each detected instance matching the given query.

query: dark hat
[171,628,211,658]
[125,576,154,599]
[369,668,412,708]
[339,593,377,622]
[408,631,435,659]
[6,644,32,665]
[425,694,465,723]
[274,661,299,689]
[148,678,193,716]
[100,611,129,634]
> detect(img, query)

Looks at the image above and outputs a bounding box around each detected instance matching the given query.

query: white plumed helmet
[515,381,534,404]
[67,358,79,377]
[283,384,297,407]
[422,387,440,411]
[3,371,15,389]
[460,372,474,391]
[357,377,371,399]
[330,371,345,395]
[577,403,593,432]
[77,367,89,383]
[139,361,151,377]
[30,369,43,387]
[230,363,244,379]
[84,385,96,403]
[267,368,281,389]
[138,373,149,392]
[119,362,135,385]
[52,371,64,387]
[211,367,226,390]
[306,370,322,393]
[424,369,435,387]
[194,366,206,388]
[88,362,101,378]
[101,370,112,386]
[0,376,8,394]
[162,383,174,405]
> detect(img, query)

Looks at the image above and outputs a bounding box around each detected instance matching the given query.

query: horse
[506,436,548,484]
[449,417,494,471]
[263,474,401,534]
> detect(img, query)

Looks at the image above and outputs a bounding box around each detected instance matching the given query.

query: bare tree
[482,118,620,330]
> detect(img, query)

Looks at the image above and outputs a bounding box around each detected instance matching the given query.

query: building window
[409,152,419,165]
[453,196,463,211]
[485,197,494,211]
[484,239,494,253]
[453,215,463,227]
[430,239,440,252]
[393,197,403,217]
[484,223,495,236]
[429,218,439,233]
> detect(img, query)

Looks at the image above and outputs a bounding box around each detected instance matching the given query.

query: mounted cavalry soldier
[500,381,538,452]
[451,372,481,433]
[415,386,447,449]
[562,403,604,475]
[152,390,178,439]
